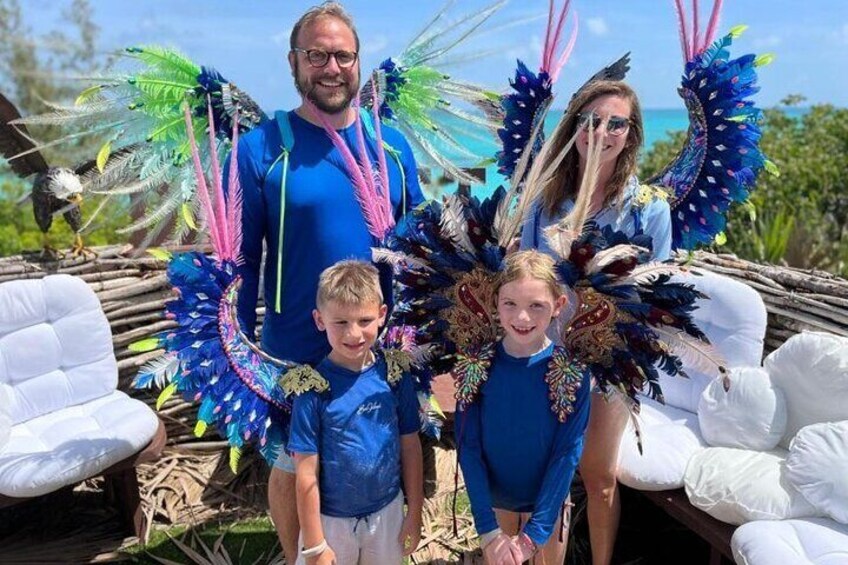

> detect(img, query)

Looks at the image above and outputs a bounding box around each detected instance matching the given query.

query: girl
[457,250,591,565]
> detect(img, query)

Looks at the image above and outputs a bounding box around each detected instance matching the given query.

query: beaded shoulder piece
[280,365,329,397]
[454,342,586,423]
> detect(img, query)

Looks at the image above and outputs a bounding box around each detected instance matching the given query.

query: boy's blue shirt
[227,110,424,365]
[458,342,591,546]
[287,354,420,518]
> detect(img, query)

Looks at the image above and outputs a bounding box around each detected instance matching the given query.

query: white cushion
[617,397,707,490]
[765,331,848,449]
[0,390,159,497]
[732,518,848,565]
[698,366,787,450]
[0,275,116,424]
[684,447,817,525]
[787,421,848,525]
[655,270,767,413]
[0,384,11,451]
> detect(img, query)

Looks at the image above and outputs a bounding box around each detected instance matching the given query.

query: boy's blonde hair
[316,260,383,308]
[497,250,564,300]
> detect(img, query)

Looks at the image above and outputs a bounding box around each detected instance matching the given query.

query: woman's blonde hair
[533,80,644,217]
[497,250,564,301]
[316,260,382,308]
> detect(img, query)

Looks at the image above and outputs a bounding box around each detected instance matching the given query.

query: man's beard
[294,60,359,115]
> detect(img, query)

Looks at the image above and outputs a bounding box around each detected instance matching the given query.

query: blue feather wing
[646,30,770,250]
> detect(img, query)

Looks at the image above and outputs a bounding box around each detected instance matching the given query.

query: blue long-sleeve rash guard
[225,110,424,365]
[458,342,591,546]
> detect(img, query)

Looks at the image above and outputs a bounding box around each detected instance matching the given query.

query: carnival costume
[1,0,773,475]
[114,3,517,469]
[378,0,773,442]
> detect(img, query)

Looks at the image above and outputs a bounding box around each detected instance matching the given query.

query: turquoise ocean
[430,108,690,199]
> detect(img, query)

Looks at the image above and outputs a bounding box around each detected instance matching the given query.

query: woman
[520,80,672,565]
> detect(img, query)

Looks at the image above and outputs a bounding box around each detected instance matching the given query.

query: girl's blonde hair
[316,260,383,308]
[497,250,564,301]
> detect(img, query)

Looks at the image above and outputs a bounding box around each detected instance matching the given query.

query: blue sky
[15,0,848,111]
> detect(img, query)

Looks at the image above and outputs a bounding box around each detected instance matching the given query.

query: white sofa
[0,274,165,537]
[683,331,848,564]
[616,269,769,491]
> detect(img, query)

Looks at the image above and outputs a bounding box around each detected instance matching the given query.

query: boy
[286,260,423,565]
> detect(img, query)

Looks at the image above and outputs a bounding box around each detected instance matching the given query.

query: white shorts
[272,449,296,474]
[295,491,404,565]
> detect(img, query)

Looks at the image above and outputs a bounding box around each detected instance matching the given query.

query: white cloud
[272,28,292,47]
[503,34,543,65]
[586,18,609,37]
[361,34,389,56]
[753,35,782,49]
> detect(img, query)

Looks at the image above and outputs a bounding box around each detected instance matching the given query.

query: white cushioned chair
[0,274,165,538]
[686,331,848,563]
[617,269,768,490]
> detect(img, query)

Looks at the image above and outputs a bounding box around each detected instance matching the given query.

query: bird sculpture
[1,92,93,258]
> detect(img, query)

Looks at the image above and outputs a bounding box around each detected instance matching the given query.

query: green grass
[124,517,281,564]
[454,489,471,515]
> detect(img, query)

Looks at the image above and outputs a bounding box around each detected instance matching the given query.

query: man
[226,2,424,561]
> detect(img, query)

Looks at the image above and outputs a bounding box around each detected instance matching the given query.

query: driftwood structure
[1,244,846,562]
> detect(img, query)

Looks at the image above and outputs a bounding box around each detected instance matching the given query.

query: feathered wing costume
[133,92,441,470]
[360,0,508,186]
[374,1,771,450]
[130,103,295,472]
[487,0,578,182]
[6,47,267,246]
[645,0,776,250]
[6,2,506,244]
[492,0,773,254]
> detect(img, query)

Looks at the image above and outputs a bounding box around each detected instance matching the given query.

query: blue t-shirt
[520,176,672,261]
[287,355,421,518]
[227,111,425,365]
[458,342,591,546]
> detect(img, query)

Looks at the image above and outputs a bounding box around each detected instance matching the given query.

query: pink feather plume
[674,0,693,62]
[539,0,575,85]
[226,111,243,265]
[702,0,723,52]
[306,99,394,240]
[692,0,701,61]
[183,104,222,258]
[205,97,230,261]
[369,80,391,217]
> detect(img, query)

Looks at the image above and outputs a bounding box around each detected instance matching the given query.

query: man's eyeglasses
[292,48,358,68]
[576,111,631,136]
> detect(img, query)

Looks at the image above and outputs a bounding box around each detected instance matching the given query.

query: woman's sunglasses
[576,111,631,136]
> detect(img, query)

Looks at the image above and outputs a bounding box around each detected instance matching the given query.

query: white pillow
[698,366,787,450]
[655,270,767,413]
[684,447,817,525]
[786,421,848,525]
[617,398,707,490]
[0,384,11,451]
[766,331,848,448]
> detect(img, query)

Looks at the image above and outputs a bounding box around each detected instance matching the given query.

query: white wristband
[480,528,503,548]
[301,539,328,558]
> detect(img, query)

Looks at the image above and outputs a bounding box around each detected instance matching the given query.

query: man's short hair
[290,1,361,52]
[316,260,383,308]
